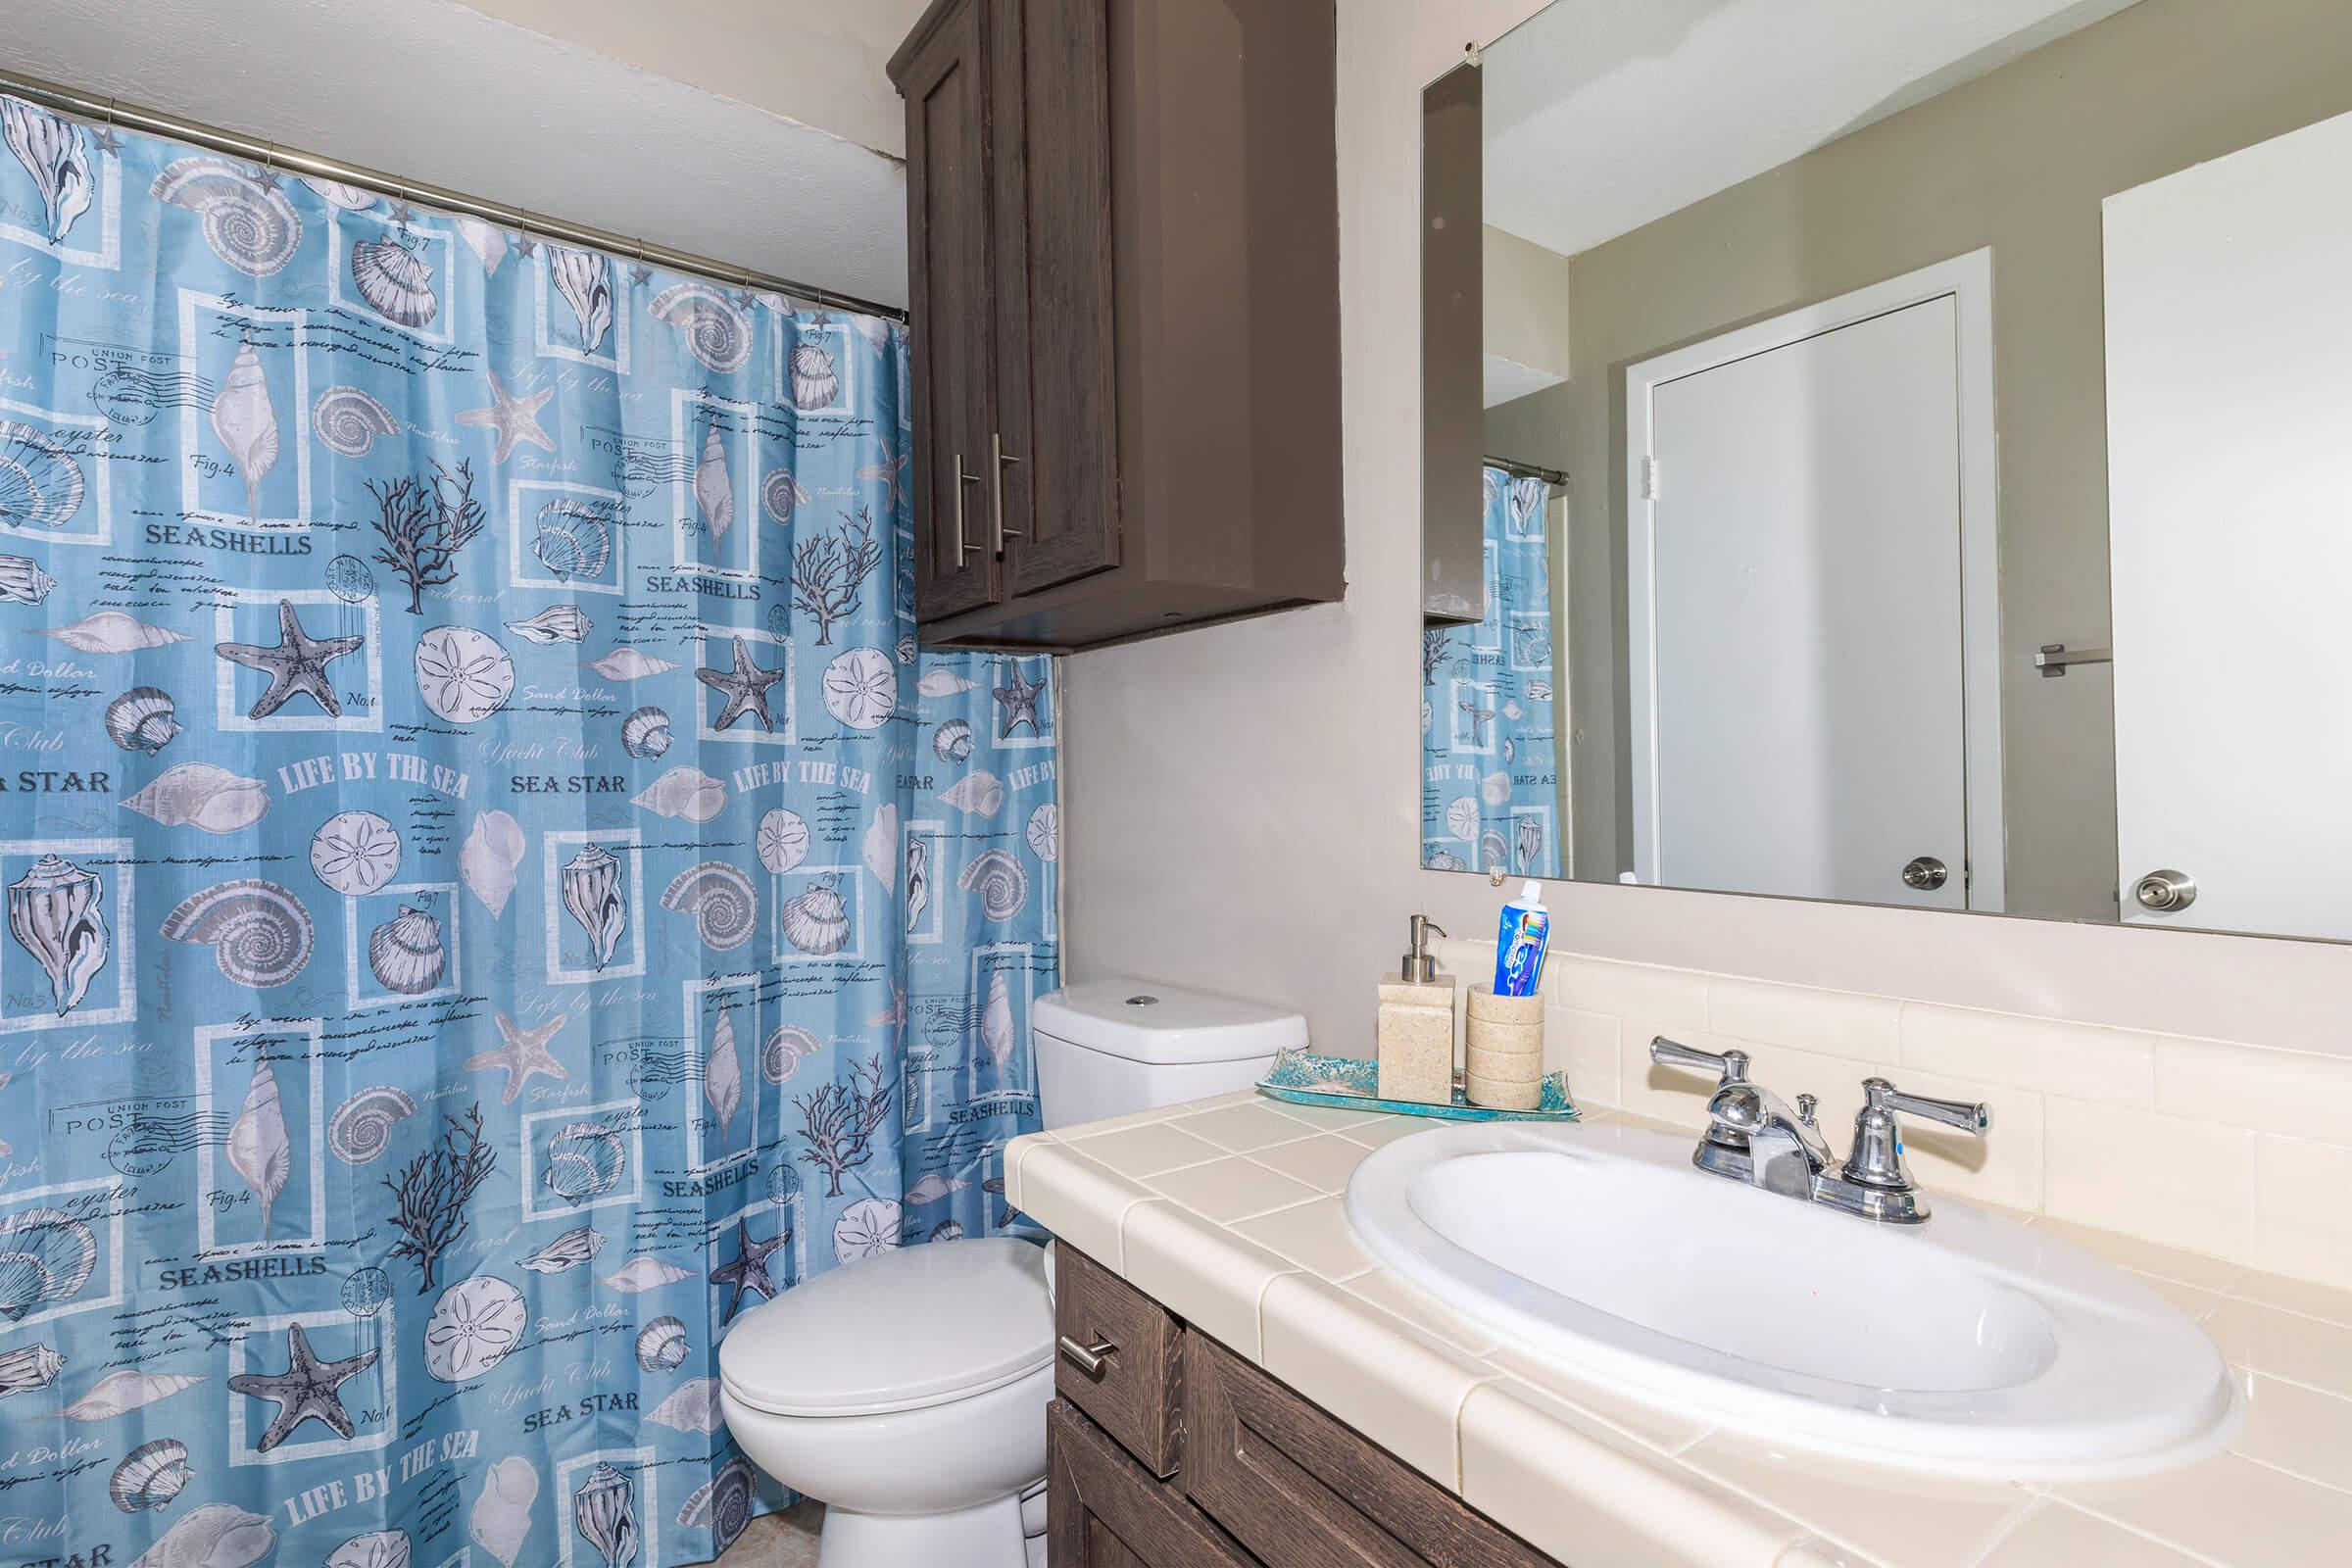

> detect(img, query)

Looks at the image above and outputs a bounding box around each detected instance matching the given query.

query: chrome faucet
[1648,1037,1989,1223]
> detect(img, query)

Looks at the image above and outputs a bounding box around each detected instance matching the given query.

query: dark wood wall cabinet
[888,0,1345,651]
[1049,1246,1558,1568]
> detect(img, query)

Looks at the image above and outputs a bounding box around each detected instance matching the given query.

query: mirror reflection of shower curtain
[1421,468,1563,877]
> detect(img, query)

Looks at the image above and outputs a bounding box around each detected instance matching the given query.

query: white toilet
[717,977,1306,1568]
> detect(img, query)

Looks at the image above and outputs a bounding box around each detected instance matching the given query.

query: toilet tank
[1033,978,1307,1130]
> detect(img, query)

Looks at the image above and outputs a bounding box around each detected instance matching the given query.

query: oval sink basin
[1343,1119,2238,1480]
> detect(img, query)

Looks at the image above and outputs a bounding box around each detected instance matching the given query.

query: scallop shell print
[534,498,614,581]
[650,282,752,372]
[368,905,447,995]
[37,612,188,654]
[545,1121,625,1204]
[313,385,399,457]
[0,1205,97,1320]
[1,98,92,243]
[661,861,758,951]
[461,809,526,916]
[327,1086,416,1164]
[470,1455,539,1568]
[103,687,180,753]
[957,849,1029,921]
[549,245,614,353]
[757,808,809,874]
[633,766,726,824]
[161,879,314,987]
[151,156,301,274]
[325,1530,412,1568]
[0,418,84,529]
[780,880,851,956]
[621,707,671,759]
[110,1438,193,1512]
[130,1503,276,1568]
[933,717,974,762]
[423,1274,527,1382]
[518,1225,605,1274]
[789,342,840,411]
[635,1315,689,1373]
[8,854,109,1015]
[124,762,270,833]
[310,810,400,895]
[351,234,439,326]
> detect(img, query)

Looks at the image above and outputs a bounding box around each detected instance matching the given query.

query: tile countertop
[1004,1093,2352,1568]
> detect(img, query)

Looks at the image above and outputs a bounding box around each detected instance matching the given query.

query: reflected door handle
[1900,857,1948,892]
[2133,868,2196,913]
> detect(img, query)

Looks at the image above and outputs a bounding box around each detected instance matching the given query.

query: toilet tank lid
[1033,978,1307,1064]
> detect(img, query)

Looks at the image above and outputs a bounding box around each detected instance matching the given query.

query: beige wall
[1548,0,2352,916]
[1061,0,2352,1063]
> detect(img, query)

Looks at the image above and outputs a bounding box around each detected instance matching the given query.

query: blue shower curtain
[0,95,1055,1568]
[1423,468,1562,878]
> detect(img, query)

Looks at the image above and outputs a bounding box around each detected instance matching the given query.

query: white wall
[1062,0,2352,1062]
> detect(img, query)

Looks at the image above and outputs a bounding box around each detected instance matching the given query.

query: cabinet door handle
[1057,1334,1117,1380]
[953,452,985,566]
[991,431,1023,556]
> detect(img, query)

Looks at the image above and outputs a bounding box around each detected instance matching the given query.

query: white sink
[1342,1119,2238,1480]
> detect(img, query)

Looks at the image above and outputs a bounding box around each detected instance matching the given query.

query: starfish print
[215,599,365,719]
[992,660,1046,738]
[695,636,787,733]
[226,1323,379,1452]
[456,370,557,466]
[91,126,123,156]
[463,1009,569,1104]
[708,1216,789,1322]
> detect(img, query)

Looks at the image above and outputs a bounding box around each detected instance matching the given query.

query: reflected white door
[2105,108,2352,939]
[1631,291,1977,907]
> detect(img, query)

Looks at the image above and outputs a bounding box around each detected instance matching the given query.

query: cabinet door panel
[902,0,1002,619]
[1050,1399,1256,1568]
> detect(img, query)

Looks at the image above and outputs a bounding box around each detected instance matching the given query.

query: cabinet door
[998,0,1121,597]
[902,0,1003,619]
[1050,1400,1257,1568]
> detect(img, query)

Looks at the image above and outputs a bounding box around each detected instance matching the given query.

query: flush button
[1124,995,1159,1006]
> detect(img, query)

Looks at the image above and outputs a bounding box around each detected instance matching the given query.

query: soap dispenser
[1378,915,1457,1104]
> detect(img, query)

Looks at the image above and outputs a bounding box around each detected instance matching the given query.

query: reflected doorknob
[2133,868,2197,913]
[1900,856,1948,892]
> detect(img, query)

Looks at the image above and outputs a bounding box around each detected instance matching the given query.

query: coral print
[0,93,1057,1565]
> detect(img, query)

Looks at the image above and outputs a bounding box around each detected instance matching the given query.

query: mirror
[1419,0,2352,942]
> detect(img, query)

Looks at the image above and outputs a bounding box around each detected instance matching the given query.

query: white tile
[1339,1113,1443,1150]
[2251,1135,2352,1293]
[1231,1195,1377,1282]
[1545,1003,1621,1108]
[2056,1449,2352,1568]
[1244,1134,1373,1195]
[2229,1370,2352,1494]
[1679,1436,2031,1568]
[2155,1037,2352,1148]
[1144,1154,1322,1223]
[1458,1380,1806,1567]
[1543,955,1711,1032]
[1898,1004,2157,1108]
[1047,1102,1189,1139]
[2203,1298,2352,1399]
[1974,1499,2205,1567]
[1710,977,1900,1063]
[1258,1272,1498,1488]
[1015,1145,1155,1271]
[1119,1200,1296,1362]
[1872,1062,2042,1212]
[2041,1098,2254,1262]
[1342,1270,1498,1355]
[1165,1101,1318,1153]
[1057,1119,1226,1178]
[2029,1216,2243,1294]
[1261,1099,1388,1134]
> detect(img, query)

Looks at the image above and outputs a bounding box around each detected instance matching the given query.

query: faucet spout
[1706,1082,1834,1200]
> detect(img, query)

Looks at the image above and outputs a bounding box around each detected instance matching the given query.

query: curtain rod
[0,64,910,324]
[1486,454,1569,486]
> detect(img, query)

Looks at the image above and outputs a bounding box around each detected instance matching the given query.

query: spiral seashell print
[560,846,627,970]
[760,1024,819,1085]
[313,385,399,457]
[678,1457,756,1554]
[150,157,301,275]
[649,281,751,372]
[327,1086,416,1164]
[518,1225,604,1274]
[661,861,758,951]
[632,766,726,824]
[160,878,315,988]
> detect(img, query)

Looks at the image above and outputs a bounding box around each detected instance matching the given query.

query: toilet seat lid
[718,1237,1052,1416]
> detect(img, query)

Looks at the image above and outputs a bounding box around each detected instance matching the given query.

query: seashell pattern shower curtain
[1422,468,1562,878]
[0,93,1056,1568]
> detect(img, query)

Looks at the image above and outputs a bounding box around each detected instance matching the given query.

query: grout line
[2226,1446,2352,1499]
[2041,1495,2234,1568]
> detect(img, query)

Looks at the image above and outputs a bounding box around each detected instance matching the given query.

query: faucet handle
[1841,1077,1990,1194]
[1649,1037,1749,1085]
[1866,1078,1989,1136]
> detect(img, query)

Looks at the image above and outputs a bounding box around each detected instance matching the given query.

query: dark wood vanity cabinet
[1049,1246,1556,1568]
[888,0,1345,651]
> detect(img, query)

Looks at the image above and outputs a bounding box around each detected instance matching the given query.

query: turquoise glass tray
[1254,1050,1579,1122]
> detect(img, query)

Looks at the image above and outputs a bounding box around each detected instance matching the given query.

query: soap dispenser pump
[1399,914,1445,982]
[1378,914,1458,1105]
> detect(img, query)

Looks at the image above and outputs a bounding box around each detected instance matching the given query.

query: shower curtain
[0,94,1056,1568]
[1422,467,1562,878]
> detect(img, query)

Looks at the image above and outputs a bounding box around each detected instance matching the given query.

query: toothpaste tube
[1493,880,1550,997]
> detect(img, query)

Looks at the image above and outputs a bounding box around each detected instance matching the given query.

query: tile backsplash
[1433,939,2352,1292]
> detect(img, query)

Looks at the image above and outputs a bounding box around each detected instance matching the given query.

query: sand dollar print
[821,646,896,730]
[415,625,514,723]
[423,1274,527,1382]
[310,811,401,895]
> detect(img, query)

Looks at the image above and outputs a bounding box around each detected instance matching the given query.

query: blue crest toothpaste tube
[1493,880,1551,997]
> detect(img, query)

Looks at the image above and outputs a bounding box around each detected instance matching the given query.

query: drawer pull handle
[1058,1334,1118,1379]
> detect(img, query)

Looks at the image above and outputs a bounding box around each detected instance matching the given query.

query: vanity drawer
[1050,1398,1254,1567]
[1055,1243,1186,1476]
[1182,1332,1556,1568]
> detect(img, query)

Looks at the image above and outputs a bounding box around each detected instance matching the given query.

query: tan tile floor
[709,1499,823,1567]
